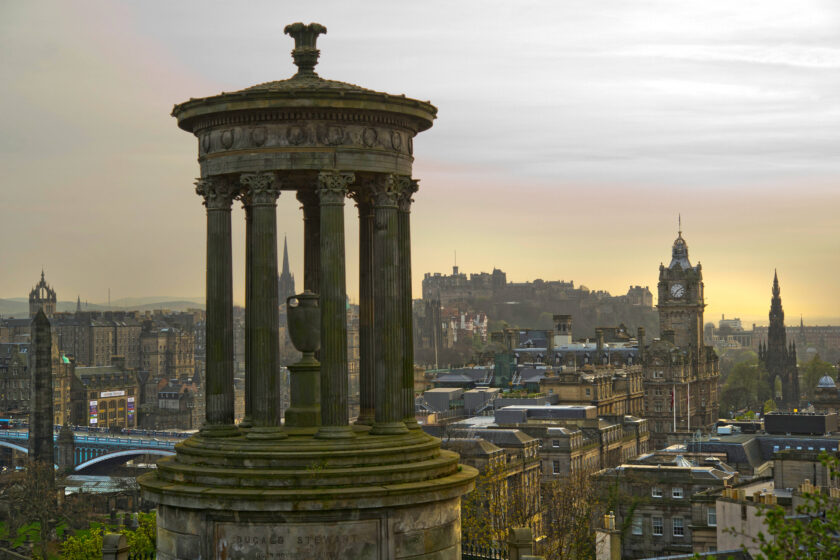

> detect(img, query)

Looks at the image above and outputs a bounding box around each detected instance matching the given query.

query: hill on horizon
[0,296,204,318]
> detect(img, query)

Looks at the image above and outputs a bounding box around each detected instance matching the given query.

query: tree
[541,469,602,560]
[720,358,768,413]
[763,399,777,414]
[61,512,156,560]
[461,461,534,548]
[0,461,59,558]
[800,354,836,400]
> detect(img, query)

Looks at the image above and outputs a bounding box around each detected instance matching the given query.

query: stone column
[29,308,55,468]
[240,172,286,439]
[353,190,375,426]
[371,174,409,435]
[315,170,355,439]
[398,178,420,429]
[195,177,238,437]
[296,188,321,294]
[239,200,253,429]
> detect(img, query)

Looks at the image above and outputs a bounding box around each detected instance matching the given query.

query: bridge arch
[0,440,29,455]
[74,449,174,473]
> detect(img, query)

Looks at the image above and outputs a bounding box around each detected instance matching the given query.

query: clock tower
[643,225,719,449]
[657,228,705,351]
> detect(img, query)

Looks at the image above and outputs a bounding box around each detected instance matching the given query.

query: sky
[1,0,839,326]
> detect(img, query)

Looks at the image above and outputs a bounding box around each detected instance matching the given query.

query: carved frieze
[199,123,413,157]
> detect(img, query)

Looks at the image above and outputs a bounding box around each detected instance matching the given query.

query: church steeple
[761,270,799,407]
[277,235,296,303]
[282,235,291,277]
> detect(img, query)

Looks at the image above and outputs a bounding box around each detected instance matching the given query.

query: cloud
[614,44,840,69]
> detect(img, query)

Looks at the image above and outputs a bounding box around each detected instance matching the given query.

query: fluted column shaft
[355,192,375,425]
[241,173,286,439]
[371,174,409,435]
[240,202,253,429]
[297,189,321,294]
[398,179,420,428]
[195,177,238,436]
[316,171,355,438]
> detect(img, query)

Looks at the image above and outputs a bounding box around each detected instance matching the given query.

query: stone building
[539,365,645,417]
[442,429,542,541]
[0,343,29,416]
[813,374,840,413]
[0,341,74,425]
[758,271,800,408]
[29,270,57,318]
[448,404,650,481]
[139,325,195,381]
[72,358,140,429]
[139,378,202,430]
[595,453,736,559]
[643,228,720,449]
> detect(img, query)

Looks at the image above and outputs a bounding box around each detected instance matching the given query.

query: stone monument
[29,309,55,469]
[139,23,477,559]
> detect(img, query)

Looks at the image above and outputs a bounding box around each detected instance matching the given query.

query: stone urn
[287,291,320,357]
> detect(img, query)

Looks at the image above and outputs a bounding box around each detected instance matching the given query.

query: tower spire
[678,214,681,236]
[282,235,290,276]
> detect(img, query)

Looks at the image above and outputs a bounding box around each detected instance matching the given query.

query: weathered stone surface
[216,520,379,559]
[142,23,476,560]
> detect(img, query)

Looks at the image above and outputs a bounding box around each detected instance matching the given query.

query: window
[552,460,560,475]
[672,487,683,499]
[652,516,663,536]
[552,440,560,448]
[673,517,684,537]
[632,517,643,535]
[652,487,663,498]
[586,388,591,396]
[707,507,717,527]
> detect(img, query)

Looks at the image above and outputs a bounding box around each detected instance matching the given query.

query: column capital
[195,176,237,210]
[369,174,403,208]
[348,187,374,211]
[240,172,281,206]
[397,177,419,213]
[317,171,355,205]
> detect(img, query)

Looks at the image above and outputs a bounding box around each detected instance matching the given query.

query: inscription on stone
[215,519,379,560]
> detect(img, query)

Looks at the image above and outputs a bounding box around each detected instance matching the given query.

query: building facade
[643,229,720,448]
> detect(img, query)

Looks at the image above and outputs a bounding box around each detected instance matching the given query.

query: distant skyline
[1,1,838,326]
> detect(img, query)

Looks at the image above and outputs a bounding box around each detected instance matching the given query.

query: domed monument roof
[817,375,836,389]
[172,22,436,135]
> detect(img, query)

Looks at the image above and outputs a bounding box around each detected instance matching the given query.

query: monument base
[155,496,463,560]
[140,427,476,560]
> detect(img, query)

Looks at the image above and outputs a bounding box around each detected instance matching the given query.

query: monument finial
[284,22,327,78]
[678,213,682,235]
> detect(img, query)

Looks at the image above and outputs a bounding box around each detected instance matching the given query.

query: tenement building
[643,228,720,449]
[138,24,475,559]
[595,453,736,559]
[758,271,800,408]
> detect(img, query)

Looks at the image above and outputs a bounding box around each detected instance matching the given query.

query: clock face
[670,283,686,298]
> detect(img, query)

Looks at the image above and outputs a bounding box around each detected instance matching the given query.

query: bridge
[0,429,179,473]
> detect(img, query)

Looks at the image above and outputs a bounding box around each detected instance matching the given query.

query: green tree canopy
[800,354,836,400]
